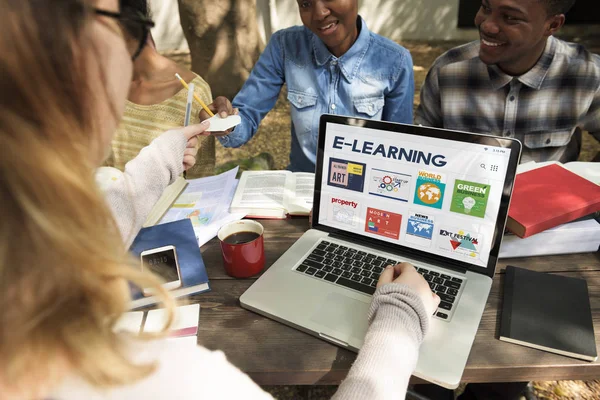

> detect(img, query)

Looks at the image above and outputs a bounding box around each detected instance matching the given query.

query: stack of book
[500,161,600,258]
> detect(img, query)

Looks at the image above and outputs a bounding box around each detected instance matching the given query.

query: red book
[506,164,600,238]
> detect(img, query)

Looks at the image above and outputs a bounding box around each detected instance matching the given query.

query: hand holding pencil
[175,74,238,137]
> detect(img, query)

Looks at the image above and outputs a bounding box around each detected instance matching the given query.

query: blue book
[129,219,210,309]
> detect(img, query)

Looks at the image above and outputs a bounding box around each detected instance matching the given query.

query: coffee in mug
[217,220,265,278]
[223,231,261,245]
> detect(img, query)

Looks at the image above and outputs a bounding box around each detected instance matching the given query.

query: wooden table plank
[194,270,600,385]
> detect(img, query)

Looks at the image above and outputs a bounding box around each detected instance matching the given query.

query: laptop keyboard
[294,240,465,321]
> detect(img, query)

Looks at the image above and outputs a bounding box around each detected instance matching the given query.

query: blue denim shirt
[219,17,414,172]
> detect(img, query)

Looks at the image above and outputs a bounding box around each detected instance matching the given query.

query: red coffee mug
[217,220,265,278]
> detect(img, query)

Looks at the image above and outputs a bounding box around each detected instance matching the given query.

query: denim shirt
[219,17,414,172]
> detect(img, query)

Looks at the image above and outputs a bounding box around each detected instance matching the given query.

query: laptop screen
[314,117,521,274]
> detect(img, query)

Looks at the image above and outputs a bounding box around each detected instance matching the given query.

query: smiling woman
[205,0,416,173]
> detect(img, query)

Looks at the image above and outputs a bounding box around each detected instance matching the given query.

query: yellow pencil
[175,73,215,117]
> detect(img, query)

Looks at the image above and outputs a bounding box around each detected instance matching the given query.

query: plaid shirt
[415,36,600,163]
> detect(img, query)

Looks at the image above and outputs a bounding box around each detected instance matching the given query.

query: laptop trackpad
[310,292,369,342]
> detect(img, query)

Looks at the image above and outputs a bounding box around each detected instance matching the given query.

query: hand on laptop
[377,263,440,316]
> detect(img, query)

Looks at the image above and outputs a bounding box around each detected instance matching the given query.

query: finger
[183,155,196,168]
[199,108,212,121]
[233,108,239,115]
[393,262,415,276]
[187,136,198,148]
[212,96,233,118]
[184,147,198,157]
[428,293,441,315]
[181,120,210,140]
[376,265,395,288]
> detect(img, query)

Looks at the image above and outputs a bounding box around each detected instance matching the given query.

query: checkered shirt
[415,36,600,163]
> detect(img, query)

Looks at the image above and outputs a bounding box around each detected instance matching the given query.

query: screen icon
[490,164,499,172]
[479,163,486,170]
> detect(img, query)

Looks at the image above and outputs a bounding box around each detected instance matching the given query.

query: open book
[229,171,315,219]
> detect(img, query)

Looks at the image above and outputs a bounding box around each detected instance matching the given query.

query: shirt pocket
[353,96,385,118]
[287,89,319,142]
[523,129,573,149]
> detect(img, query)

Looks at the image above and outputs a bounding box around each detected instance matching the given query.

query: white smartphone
[140,245,182,295]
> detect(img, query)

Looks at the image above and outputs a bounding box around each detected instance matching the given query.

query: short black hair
[120,0,151,36]
[543,0,576,15]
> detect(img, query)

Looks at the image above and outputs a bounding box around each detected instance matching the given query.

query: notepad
[499,265,597,361]
[205,114,241,132]
[144,303,200,337]
[114,304,200,339]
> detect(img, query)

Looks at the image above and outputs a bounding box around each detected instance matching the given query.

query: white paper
[193,178,246,246]
[114,311,144,333]
[286,173,314,213]
[143,303,200,335]
[205,114,241,132]
[165,335,199,348]
[160,167,238,228]
[516,160,600,185]
[233,171,289,209]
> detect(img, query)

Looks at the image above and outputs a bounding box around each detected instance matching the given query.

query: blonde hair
[0,0,173,393]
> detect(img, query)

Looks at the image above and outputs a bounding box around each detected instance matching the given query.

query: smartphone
[140,245,182,295]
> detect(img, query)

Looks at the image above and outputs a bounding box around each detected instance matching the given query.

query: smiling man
[416,0,600,164]
[206,0,414,172]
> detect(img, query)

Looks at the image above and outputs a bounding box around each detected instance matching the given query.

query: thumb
[181,120,210,140]
[376,265,395,288]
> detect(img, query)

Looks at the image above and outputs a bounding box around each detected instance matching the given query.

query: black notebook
[499,265,597,361]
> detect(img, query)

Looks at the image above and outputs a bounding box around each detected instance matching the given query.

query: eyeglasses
[93,8,155,61]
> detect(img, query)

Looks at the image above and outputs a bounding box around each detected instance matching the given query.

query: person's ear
[546,14,565,36]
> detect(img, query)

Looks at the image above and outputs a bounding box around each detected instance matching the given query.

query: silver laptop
[240,115,521,389]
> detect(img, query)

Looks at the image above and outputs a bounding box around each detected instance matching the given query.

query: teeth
[482,38,504,47]
[320,22,335,30]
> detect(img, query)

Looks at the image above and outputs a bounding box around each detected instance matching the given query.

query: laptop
[240,114,521,388]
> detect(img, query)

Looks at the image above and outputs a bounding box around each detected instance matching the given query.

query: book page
[231,171,290,211]
[160,167,238,228]
[285,172,315,215]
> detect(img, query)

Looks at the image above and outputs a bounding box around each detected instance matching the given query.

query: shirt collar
[487,36,556,90]
[312,16,371,82]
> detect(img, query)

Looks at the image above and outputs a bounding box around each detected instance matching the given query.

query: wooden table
[194,219,600,386]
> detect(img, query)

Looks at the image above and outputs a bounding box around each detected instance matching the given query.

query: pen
[175,73,215,117]
[184,83,194,127]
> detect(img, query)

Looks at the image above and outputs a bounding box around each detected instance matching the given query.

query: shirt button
[545,138,551,144]
[369,104,374,111]
[331,60,338,66]
[298,96,303,104]
[331,104,336,110]
[509,96,515,101]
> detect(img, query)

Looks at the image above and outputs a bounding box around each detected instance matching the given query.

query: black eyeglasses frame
[93,8,155,61]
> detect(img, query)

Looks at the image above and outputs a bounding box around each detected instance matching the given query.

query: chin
[478,51,497,66]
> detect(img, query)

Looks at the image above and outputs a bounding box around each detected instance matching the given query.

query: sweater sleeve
[101,130,186,247]
[332,283,430,400]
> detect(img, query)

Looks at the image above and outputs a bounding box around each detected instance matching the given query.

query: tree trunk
[178,0,262,100]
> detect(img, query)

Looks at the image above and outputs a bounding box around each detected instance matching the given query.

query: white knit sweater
[68,132,428,400]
